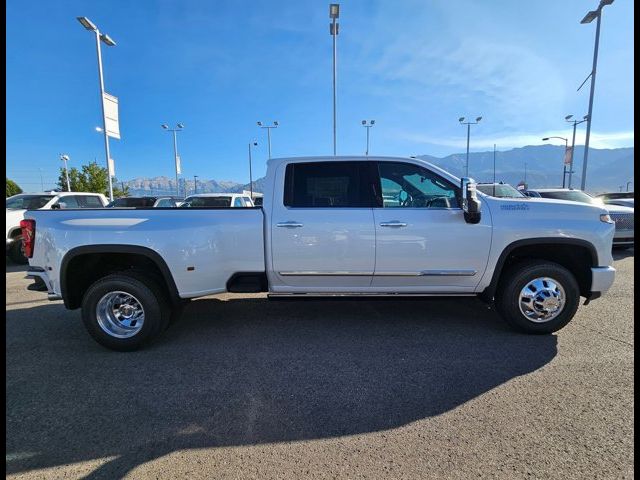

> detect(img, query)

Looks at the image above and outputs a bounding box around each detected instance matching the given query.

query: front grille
[610,213,634,231]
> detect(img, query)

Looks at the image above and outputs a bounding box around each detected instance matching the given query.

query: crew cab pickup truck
[21,156,616,351]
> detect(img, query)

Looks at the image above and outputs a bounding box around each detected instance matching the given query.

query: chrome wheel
[96,291,145,338]
[518,277,566,323]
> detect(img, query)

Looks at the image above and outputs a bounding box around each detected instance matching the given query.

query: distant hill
[123,145,633,196]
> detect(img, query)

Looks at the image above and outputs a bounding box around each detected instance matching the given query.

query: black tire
[496,260,580,334]
[8,237,28,264]
[81,271,172,351]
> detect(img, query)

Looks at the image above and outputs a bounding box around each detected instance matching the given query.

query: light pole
[565,114,589,189]
[193,175,198,195]
[77,17,116,202]
[524,162,528,184]
[248,141,258,200]
[579,0,615,191]
[161,123,184,197]
[330,4,340,155]
[542,136,568,187]
[459,116,482,177]
[361,120,375,156]
[256,121,278,159]
[60,154,71,192]
[627,181,633,192]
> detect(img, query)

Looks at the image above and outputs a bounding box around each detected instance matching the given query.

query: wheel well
[62,251,179,309]
[487,242,595,300]
[9,228,22,239]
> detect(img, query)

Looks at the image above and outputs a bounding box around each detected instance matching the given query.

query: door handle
[379,221,407,227]
[276,221,304,228]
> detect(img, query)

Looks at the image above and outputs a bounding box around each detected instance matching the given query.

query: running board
[268,292,477,301]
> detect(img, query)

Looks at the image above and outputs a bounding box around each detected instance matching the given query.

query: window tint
[233,197,245,207]
[155,198,176,207]
[186,196,232,207]
[57,196,79,208]
[284,161,375,208]
[77,196,104,208]
[6,195,54,209]
[377,162,459,208]
[108,197,157,207]
[243,197,253,206]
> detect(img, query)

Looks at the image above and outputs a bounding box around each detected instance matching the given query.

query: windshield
[183,196,232,207]
[6,195,54,209]
[107,197,157,208]
[477,184,525,198]
[537,190,603,205]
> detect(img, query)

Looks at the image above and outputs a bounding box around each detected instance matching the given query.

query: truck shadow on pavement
[6,296,557,479]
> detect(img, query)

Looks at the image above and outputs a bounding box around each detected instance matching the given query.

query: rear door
[371,160,492,291]
[270,161,377,290]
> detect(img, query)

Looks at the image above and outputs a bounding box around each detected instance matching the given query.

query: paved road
[6,251,634,479]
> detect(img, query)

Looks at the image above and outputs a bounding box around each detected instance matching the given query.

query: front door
[270,160,377,291]
[372,160,492,292]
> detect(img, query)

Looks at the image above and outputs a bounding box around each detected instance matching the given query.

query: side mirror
[460,177,481,224]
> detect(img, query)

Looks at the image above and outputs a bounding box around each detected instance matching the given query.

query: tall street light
[60,154,71,192]
[77,16,117,202]
[361,120,375,156]
[579,0,615,191]
[161,123,185,197]
[193,175,198,194]
[330,4,340,155]
[627,181,633,192]
[565,114,589,189]
[459,116,482,177]
[257,121,278,159]
[542,136,568,187]
[248,141,258,200]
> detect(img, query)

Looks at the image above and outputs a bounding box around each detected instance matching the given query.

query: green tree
[57,161,128,198]
[6,178,23,197]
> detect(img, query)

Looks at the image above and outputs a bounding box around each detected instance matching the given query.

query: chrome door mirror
[460,177,481,224]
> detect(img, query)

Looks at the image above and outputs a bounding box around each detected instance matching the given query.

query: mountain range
[123,145,634,196]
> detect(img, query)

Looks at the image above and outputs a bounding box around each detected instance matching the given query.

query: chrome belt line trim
[279,271,373,276]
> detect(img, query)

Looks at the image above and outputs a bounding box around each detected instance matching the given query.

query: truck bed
[26,207,265,299]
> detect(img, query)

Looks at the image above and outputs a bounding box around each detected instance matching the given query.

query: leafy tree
[6,178,23,197]
[57,161,128,197]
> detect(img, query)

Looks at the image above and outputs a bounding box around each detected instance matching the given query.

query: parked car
[181,193,254,207]
[526,188,634,249]
[596,191,634,201]
[603,198,634,208]
[106,196,183,208]
[476,182,527,198]
[6,191,107,264]
[23,156,616,350]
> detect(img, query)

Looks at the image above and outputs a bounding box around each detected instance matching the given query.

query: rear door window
[283,161,377,208]
[77,195,105,208]
[56,196,79,208]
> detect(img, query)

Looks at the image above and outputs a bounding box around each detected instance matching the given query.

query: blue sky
[6,0,634,191]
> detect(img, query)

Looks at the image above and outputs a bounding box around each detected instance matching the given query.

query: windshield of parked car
[537,190,603,205]
[6,195,54,209]
[107,197,157,207]
[182,196,232,207]
[476,184,525,198]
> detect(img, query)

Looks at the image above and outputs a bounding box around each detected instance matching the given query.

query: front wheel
[496,260,580,334]
[81,271,172,351]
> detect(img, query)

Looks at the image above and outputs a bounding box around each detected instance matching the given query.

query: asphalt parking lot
[6,250,634,479]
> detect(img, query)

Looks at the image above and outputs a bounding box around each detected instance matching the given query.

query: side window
[377,162,459,208]
[77,196,104,208]
[243,196,253,206]
[233,197,245,207]
[283,161,375,208]
[56,196,79,208]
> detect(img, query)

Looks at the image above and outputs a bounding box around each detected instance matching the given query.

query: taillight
[19,219,35,258]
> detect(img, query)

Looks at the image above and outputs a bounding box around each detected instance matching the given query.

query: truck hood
[483,195,609,219]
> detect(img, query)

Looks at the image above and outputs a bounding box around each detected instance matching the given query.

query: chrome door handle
[276,222,304,228]
[379,221,407,227]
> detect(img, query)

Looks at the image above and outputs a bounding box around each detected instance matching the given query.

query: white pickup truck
[22,156,616,351]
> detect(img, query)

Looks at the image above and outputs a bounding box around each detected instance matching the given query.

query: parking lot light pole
[330,4,339,155]
[77,16,116,202]
[542,136,568,187]
[161,124,184,197]
[627,181,633,192]
[361,120,375,156]
[459,116,482,177]
[248,142,258,200]
[60,154,71,191]
[579,0,615,191]
[257,121,278,159]
[193,175,198,195]
[565,114,589,189]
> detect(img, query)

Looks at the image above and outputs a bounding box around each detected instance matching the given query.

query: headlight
[600,213,614,224]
